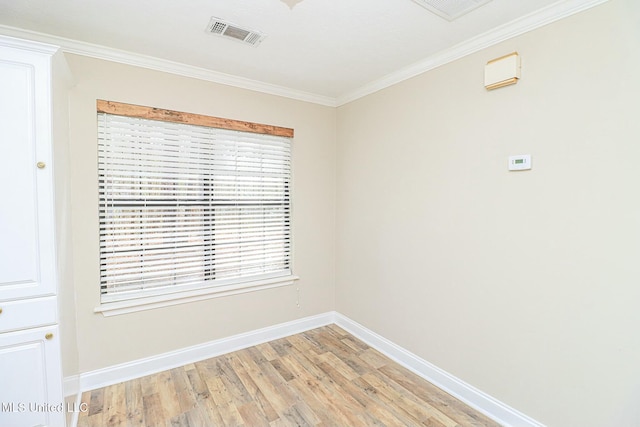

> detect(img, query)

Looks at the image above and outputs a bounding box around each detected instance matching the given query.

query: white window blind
[98,112,291,303]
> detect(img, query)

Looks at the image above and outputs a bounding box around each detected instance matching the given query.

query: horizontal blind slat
[100,248,289,274]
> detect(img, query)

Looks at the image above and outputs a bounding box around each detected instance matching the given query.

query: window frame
[94,100,298,316]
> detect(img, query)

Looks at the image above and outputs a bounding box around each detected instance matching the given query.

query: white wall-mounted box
[485,52,520,90]
[508,154,531,171]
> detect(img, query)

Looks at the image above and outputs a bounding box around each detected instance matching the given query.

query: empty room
[0,0,638,426]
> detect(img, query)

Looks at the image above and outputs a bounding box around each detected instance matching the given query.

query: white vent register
[206,17,266,46]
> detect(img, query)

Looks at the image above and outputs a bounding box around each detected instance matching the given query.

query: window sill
[94,275,300,317]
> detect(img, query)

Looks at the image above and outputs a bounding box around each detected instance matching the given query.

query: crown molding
[336,0,610,106]
[0,25,338,107]
[0,0,608,108]
[0,33,58,54]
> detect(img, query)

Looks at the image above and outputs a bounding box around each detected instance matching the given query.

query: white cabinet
[0,326,63,427]
[0,38,65,427]
[0,41,57,301]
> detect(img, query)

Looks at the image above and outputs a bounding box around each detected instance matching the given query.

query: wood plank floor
[77,325,501,427]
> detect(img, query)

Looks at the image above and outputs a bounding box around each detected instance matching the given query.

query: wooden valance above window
[96,100,294,138]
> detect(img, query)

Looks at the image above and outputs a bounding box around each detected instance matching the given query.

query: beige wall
[64,54,336,373]
[336,1,640,426]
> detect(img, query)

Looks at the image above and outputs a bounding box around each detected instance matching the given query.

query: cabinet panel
[0,297,57,333]
[0,326,64,427]
[0,46,56,301]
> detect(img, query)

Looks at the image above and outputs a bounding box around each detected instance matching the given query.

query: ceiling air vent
[206,17,266,47]
[412,0,492,21]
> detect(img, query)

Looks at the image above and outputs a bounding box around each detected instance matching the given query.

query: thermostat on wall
[508,154,531,171]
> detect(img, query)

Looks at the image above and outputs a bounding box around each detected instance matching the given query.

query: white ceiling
[0,0,604,105]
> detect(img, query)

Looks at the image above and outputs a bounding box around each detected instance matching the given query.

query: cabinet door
[0,46,56,301]
[0,325,64,427]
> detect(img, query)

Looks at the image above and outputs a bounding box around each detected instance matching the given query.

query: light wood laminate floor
[77,325,501,427]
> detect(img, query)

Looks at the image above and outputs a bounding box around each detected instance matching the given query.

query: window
[97,100,295,311]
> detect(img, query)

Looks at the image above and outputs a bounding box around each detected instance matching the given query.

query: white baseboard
[333,312,545,427]
[65,311,544,427]
[63,375,79,398]
[69,312,334,394]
